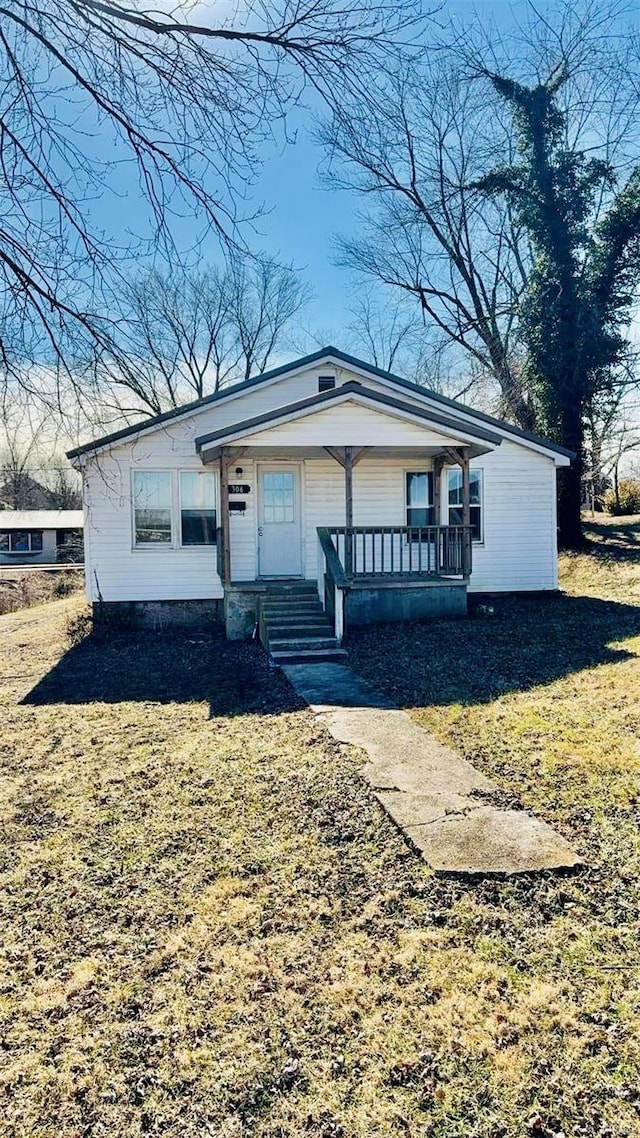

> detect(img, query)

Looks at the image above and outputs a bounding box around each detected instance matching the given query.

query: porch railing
[327,525,472,580]
[316,524,472,644]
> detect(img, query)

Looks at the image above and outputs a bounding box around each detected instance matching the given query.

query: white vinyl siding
[83,453,223,602]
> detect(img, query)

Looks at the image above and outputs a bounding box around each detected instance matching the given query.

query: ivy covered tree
[472,68,640,548]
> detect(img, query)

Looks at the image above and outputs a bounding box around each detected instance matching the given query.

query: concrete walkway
[283,663,581,876]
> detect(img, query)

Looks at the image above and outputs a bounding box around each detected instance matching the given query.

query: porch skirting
[341,578,468,627]
[225,577,468,640]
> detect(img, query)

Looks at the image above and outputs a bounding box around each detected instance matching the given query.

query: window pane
[0,534,9,551]
[134,471,171,508]
[10,531,30,552]
[406,471,431,508]
[31,531,43,552]
[180,471,215,510]
[407,508,434,528]
[181,510,217,545]
[180,472,216,545]
[448,468,463,506]
[134,471,172,544]
[448,469,482,505]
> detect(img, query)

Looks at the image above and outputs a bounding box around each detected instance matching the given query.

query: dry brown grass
[0,568,83,616]
[1,521,640,1137]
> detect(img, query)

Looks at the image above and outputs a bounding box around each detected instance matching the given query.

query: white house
[68,348,572,661]
[0,510,84,565]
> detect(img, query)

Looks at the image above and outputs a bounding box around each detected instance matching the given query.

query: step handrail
[317,527,349,589]
[316,526,349,645]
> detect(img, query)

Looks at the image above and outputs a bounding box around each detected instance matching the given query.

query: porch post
[461,448,472,578]
[433,455,444,574]
[433,456,444,523]
[219,447,231,587]
[344,445,354,577]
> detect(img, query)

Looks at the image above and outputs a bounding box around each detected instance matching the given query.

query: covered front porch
[211,444,478,644]
[194,380,501,643]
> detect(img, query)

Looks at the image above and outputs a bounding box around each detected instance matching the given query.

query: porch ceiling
[200,443,492,462]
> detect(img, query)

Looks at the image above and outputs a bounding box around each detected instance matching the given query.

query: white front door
[257,465,303,577]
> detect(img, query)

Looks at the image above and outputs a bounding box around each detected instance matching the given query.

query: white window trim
[447,466,484,545]
[178,469,219,548]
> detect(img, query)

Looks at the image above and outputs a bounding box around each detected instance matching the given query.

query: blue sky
[83,0,638,351]
[82,0,524,344]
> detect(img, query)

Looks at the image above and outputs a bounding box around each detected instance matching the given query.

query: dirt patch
[0,568,83,615]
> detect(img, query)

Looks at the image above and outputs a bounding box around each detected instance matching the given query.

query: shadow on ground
[22,589,640,714]
[22,627,304,717]
[348,592,640,709]
[584,517,640,557]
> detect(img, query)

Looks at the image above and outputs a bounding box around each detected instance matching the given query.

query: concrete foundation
[345,579,468,627]
[94,599,223,630]
[224,588,260,640]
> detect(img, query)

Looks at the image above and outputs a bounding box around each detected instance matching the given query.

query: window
[405,472,435,532]
[261,470,295,524]
[180,471,217,545]
[133,471,172,545]
[0,531,43,553]
[318,375,336,392]
[448,468,483,542]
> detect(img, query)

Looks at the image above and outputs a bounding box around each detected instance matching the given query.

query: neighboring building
[0,511,84,565]
[68,347,572,658]
[0,473,57,511]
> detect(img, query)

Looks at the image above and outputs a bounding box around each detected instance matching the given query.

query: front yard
[1,520,640,1137]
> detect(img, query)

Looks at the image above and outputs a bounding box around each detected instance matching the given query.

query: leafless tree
[0,0,426,389]
[326,57,536,427]
[585,377,640,511]
[0,396,81,506]
[97,252,309,415]
[346,293,480,401]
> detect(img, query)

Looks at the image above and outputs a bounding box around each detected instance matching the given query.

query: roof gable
[67,346,573,464]
[196,382,502,459]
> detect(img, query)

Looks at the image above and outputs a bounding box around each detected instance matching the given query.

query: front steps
[258,581,347,665]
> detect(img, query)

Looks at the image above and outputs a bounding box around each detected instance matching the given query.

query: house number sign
[228,483,250,494]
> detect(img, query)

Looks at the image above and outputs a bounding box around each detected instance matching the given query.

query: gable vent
[318,375,336,392]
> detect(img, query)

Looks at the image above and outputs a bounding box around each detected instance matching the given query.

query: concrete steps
[258,581,347,665]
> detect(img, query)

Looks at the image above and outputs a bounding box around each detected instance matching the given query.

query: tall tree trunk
[556,398,585,549]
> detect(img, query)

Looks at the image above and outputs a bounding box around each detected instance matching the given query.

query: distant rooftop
[0,510,83,529]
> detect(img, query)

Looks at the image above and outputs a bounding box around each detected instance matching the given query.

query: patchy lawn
[1,521,640,1137]
[0,567,83,616]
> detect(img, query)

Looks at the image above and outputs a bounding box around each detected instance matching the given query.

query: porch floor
[229,574,466,589]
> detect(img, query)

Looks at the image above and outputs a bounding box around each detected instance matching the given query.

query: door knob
[258,526,264,537]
